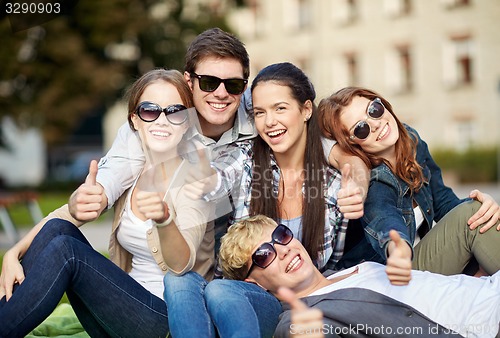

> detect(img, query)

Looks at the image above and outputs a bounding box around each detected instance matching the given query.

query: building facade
[228,0,500,151]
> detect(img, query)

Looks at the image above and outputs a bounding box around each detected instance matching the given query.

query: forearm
[96,122,145,207]
[332,147,370,200]
[157,223,192,273]
[7,202,82,259]
[6,221,43,260]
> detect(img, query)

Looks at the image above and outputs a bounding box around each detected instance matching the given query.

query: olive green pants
[413,200,500,275]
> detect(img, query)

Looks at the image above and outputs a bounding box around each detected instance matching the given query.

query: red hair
[318,87,423,192]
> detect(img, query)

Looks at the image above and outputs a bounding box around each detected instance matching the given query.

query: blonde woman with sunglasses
[318,86,500,284]
[0,69,214,337]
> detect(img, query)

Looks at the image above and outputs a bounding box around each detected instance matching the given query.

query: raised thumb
[85,160,98,186]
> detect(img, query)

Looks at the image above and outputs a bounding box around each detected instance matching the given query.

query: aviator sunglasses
[191,72,248,95]
[349,97,386,140]
[136,101,188,125]
[246,224,294,278]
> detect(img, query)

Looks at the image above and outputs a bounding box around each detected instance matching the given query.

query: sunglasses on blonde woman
[349,98,386,140]
[136,101,189,125]
[246,224,294,278]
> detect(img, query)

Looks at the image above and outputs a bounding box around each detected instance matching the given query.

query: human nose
[212,81,229,98]
[155,112,170,125]
[275,243,290,260]
[265,111,277,127]
[367,116,381,133]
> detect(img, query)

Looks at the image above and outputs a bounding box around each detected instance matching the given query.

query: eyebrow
[253,101,290,112]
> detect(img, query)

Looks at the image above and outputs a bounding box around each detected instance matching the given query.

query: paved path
[1,183,499,252]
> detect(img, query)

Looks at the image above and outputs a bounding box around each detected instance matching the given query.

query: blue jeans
[164,271,216,338]
[0,218,168,338]
[164,273,282,338]
[205,279,282,338]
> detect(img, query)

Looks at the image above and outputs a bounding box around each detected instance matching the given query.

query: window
[456,119,475,151]
[332,52,359,89]
[298,0,312,29]
[441,0,470,9]
[442,36,474,88]
[283,0,312,32]
[332,0,358,26]
[385,45,413,94]
[384,0,412,17]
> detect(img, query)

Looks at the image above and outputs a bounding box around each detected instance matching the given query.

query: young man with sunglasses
[219,215,500,338]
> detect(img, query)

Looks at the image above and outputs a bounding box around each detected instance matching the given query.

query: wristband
[154,212,174,227]
[154,202,175,228]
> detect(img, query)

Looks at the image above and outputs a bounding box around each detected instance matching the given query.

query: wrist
[154,202,175,228]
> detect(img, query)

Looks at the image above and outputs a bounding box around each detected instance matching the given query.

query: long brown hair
[318,87,424,192]
[249,62,326,261]
[125,68,194,131]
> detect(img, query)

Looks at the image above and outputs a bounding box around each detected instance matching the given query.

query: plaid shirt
[209,140,348,273]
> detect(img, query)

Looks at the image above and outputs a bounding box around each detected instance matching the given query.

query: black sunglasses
[246,224,294,278]
[190,72,248,95]
[136,101,188,125]
[349,98,386,140]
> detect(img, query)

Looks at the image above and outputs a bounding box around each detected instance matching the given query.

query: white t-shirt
[311,262,500,337]
[116,179,164,299]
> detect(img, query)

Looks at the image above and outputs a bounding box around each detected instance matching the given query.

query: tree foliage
[0,0,232,146]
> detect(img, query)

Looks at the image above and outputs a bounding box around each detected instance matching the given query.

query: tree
[0,0,233,147]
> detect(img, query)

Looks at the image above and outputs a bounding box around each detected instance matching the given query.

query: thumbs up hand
[184,147,218,200]
[277,287,324,338]
[337,163,364,219]
[385,230,412,285]
[69,160,106,222]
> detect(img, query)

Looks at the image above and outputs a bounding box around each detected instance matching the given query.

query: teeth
[151,131,171,137]
[377,124,388,141]
[210,102,228,109]
[268,130,286,137]
[286,256,301,273]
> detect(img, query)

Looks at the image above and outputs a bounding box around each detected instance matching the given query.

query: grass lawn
[6,192,71,228]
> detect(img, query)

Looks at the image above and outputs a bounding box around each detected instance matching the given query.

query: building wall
[228,0,500,150]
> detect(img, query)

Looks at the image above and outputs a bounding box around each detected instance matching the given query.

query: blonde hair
[219,215,278,281]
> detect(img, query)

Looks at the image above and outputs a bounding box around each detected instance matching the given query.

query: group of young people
[0,27,499,338]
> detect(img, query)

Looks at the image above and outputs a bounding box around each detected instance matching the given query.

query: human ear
[303,100,313,121]
[184,71,194,91]
[131,114,140,131]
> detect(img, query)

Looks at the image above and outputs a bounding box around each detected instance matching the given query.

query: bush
[432,147,499,183]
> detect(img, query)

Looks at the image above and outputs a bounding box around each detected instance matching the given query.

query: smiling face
[131,81,188,157]
[185,56,246,139]
[340,96,399,161]
[252,82,311,157]
[245,225,323,297]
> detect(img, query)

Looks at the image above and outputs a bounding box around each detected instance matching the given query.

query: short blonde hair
[219,215,278,280]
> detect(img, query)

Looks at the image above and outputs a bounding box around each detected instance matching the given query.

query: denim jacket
[361,125,468,260]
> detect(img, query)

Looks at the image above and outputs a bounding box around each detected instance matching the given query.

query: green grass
[6,192,70,228]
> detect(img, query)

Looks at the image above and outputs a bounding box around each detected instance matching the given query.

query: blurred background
[0,0,499,245]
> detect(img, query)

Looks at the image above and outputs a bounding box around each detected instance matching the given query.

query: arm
[327,142,369,219]
[0,202,83,301]
[275,287,325,338]
[1,162,102,300]
[416,131,499,232]
[136,184,213,274]
[204,141,250,201]
[96,122,145,207]
[416,134,462,221]
[135,191,192,273]
[385,230,412,285]
[362,168,413,261]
